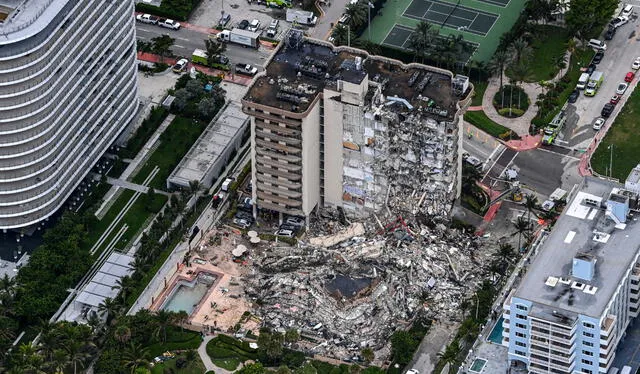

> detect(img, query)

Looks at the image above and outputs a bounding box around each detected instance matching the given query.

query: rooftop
[243,34,460,117]
[627,164,640,185]
[516,177,640,319]
[167,101,248,188]
[0,0,67,45]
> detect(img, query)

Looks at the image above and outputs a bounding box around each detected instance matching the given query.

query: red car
[611,94,621,104]
[625,71,635,82]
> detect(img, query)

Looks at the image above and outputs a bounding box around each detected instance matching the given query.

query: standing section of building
[0,0,139,229]
[242,31,470,220]
[503,177,640,374]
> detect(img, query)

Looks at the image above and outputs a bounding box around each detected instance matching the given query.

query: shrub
[135,0,203,21]
[497,108,525,117]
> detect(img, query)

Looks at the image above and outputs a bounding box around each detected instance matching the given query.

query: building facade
[0,0,139,229]
[503,177,640,374]
[242,32,469,220]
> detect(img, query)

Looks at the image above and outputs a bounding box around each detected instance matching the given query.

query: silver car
[616,82,629,95]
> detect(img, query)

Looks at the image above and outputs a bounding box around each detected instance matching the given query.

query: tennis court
[403,0,499,36]
[382,24,478,62]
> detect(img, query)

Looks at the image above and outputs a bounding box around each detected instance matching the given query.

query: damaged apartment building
[241,30,471,221]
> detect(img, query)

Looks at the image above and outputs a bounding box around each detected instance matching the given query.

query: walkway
[106,177,171,196]
[95,114,175,219]
[480,51,571,137]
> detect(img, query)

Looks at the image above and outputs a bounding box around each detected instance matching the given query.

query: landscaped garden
[464,111,519,140]
[524,25,571,82]
[493,85,529,118]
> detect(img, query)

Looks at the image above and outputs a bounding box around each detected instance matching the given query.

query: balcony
[255,120,302,136]
[256,130,302,146]
[256,164,301,180]
[255,139,301,154]
[256,199,303,216]
[255,155,302,172]
[256,173,302,189]
[257,184,302,199]
[601,315,616,337]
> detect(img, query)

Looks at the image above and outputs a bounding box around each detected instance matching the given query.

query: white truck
[235,63,258,76]
[217,28,261,48]
[136,13,159,25]
[286,9,317,25]
[576,72,590,90]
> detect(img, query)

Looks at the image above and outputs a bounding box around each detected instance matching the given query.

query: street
[136,23,272,69]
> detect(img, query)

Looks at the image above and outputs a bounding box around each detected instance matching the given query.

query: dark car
[601,103,615,117]
[605,26,616,40]
[568,89,579,103]
[586,63,597,75]
[238,19,249,29]
[593,51,605,64]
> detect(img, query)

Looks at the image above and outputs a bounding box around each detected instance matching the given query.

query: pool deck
[461,336,510,374]
[148,228,257,332]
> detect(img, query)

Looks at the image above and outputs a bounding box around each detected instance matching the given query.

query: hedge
[135,0,203,21]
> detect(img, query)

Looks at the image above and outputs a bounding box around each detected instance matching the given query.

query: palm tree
[509,62,532,111]
[65,340,90,374]
[512,216,532,252]
[437,340,462,369]
[524,193,539,222]
[188,179,203,211]
[331,24,349,46]
[122,343,151,373]
[487,49,512,107]
[154,310,175,343]
[408,21,438,63]
[345,2,368,29]
[112,275,134,303]
[48,349,69,374]
[151,34,175,63]
[97,297,121,325]
[114,325,132,345]
[0,274,15,294]
[493,243,516,273]
[509,37,532,65]
[175,310,189,333]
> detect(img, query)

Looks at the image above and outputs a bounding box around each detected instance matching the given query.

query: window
[581,359,593,365]
[583,322,595,329]
[516,304,528,311]
[515,332,527,338]
[515,341,527,347]
[581,369,592,374]
[582,350,593,356]
[583,341,594,347]
[583,332,594,338]
[516,313,528,320]
[514,350,527,357]
[516,323,527,329]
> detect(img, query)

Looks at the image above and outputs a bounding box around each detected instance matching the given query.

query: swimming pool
[469,358,487,373]
[488,316,505,345]
[161,273,217,315]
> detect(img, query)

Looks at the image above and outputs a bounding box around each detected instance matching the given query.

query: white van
[588,39,607,50]
[620,366,632,374]
[221,178,233,192]
[622,4,634,18]
[577,72,590,89]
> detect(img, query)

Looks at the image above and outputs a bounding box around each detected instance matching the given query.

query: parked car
[632,57,640,70]
[172,58,188,73]
[568,89,579,103]
[233,218,251,229]
[610,94,621,104]
[625,71,635,82]
[238,197,253,212]
[159,18,181,30]
[238,19,249,29]
[622,4,634,18]
[136,13,159,24]
[463,153,483,169]
[593,117,605,130]
[406,370,420,374]
[605,26,616,40]
[616,82,629,95]
[601,103,615,117]
[610,15,629,29]
[219,13,231,27]
[338,14,351,25]
[586,63,597,75]
[285,216,305,227]
[279,224,298,232]
[275,229,295,238]
[593,51,605,64]
[247,19,260,32]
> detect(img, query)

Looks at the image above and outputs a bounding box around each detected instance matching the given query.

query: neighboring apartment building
[241,31,470,220]
[0,0,139,229]
[503,176,640,374]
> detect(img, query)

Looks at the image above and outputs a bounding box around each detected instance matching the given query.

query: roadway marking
[175,44,186,48]
[463,141,493,159]
[536,146,581,161]
[482,147,506,180]
[175,36,190,41]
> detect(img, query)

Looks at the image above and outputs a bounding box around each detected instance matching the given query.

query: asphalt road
[512,147,581,196]
[136,24,272,69]
[558,13,640,149]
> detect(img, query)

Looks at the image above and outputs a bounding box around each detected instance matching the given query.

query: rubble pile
[245,214,491,360]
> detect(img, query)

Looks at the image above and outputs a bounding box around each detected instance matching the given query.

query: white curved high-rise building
[0,0,139,229]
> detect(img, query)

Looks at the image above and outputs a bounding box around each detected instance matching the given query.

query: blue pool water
[162,281,210,314]
[488,316,505,344]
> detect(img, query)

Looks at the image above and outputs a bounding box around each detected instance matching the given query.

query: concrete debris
[245,209,492,362]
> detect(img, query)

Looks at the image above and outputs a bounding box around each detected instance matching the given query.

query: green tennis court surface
[362,0,526,62]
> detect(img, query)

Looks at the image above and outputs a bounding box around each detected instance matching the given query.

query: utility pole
[609,144,614,179]
[367,2,374,41]
[347,24,350,47]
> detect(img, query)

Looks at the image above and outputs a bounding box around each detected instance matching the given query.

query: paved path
[95,114,175,219]
[106,177,171,196]
[199,336,217,372]
[481,51,571,137]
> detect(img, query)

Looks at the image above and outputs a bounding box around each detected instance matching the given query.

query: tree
[344,2,368,29]
[145,187,157,212]
[154,310,175,343]
[175,310,189,333]
[188,179,203,212]
[257,330,284,362]
[487,49,512,107]
[361,347,375,365]
[205,38,226,66]
[492,243,516,275]
[97,297,121,325]
[524,193,539,222]
[284,328,300,344]
[276,366,292,374]
[565,0,617,40]
[121,343,150,374]
[390,330,416,365]
[197,96,219,121]
[237,363,267,374]
[509,37,532,65]
[151,34,175,63]
[112,275,134,303]
[65,340,90,374]
[525,0,559,23]
[408,21,438,63]
[114,325,132,345]
[0,274,15,294]
[48,349,69,374]
[331,24,349,46]
[136,40,153,54]
[437,340,461,369]
[508,62,532,111]
[512,216,532,252]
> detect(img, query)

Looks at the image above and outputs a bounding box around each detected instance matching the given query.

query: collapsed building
[240,31,481,360]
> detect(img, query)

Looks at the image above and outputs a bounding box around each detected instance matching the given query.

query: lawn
[212,358,240,370]
[150,356,206,374]
[471,80,488,107]
[591,86,640,181]
[131,116,206,190]
[206,335,258,363]
[147,329,202,358]
[524,25,571,82]
[464,111,519,140]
